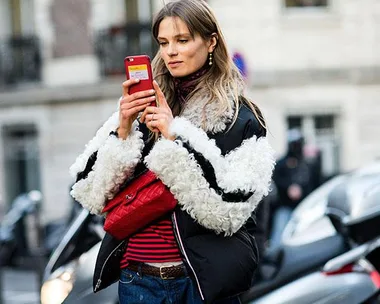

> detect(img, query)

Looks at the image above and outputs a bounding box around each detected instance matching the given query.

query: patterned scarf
[173,64,210,105]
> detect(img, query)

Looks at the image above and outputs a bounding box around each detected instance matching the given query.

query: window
[8,0,35,35]
[0,0,34,38]
[125,0,139,22]
[285,0,328,8]
[315,115,334,130]
[0,0,40,85]
[2,124,41,205]
[96,0,157,76]
[288,116,302,129]
[287,114,339,179]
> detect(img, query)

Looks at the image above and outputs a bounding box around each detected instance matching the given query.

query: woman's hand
[140,81,175,140]
[118,79,156,139]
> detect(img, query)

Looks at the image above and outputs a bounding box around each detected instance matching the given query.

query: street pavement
[0,268,40,304]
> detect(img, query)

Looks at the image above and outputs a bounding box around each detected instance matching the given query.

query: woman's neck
[173,64,210,105]
[175,63,210,81]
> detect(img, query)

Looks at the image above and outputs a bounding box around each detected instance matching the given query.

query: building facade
[0,0,379,221]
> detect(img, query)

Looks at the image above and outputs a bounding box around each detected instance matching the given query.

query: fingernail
[135,78,140,82]
[150,89,155,94]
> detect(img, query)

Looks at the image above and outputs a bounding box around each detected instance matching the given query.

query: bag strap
[119,167,149,191]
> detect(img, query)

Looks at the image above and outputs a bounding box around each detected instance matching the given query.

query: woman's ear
[208,33,218,53]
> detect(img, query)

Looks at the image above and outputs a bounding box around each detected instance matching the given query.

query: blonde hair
[152,0,266,129]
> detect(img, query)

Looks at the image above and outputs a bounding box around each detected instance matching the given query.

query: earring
[208,52,213,66]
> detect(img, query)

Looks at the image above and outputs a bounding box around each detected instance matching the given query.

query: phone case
[124,55,155,106]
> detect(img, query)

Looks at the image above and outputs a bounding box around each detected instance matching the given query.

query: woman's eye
[179,39,188,44]
[159,42,168,46]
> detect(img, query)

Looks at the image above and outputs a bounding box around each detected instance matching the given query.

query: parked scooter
[40,209,118,304]
[251,174,348,289]
[0,190,77,268]
[0,190,42,266]
[244,236,380,303]
[41,163,380,304]
[241,166,380,303]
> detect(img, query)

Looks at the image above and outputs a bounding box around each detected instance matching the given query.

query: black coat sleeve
[186,104,267,202]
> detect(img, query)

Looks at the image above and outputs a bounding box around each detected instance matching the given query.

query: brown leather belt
[126,262,186,280]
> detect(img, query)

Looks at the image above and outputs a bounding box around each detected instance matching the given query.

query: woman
[70,0,275,303]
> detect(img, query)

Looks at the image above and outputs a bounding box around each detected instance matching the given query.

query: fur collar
[180,92,236,134]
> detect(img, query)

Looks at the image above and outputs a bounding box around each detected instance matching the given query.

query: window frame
[280,0,337,26]
[286,113,341,178]
[284,0,329,10]
[1,124,41,205]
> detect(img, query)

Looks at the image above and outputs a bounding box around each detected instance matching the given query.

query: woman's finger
[145,106,159,113]
[147,118,161,130]
[121,95,156,109]
[128,89,156,102]
[120,104,150,118]
[141,113,153,123]
[120,97,155,123]
[145,113,166,123]
[120,90,156,106]
[153,81,169,108]
[140,106,159,123]
[146,120,160,133]
[122,79,140,96]
[140,107,149,123]
[146,114,155,122]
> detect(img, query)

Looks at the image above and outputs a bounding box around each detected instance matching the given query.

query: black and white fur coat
[69,93,275,303]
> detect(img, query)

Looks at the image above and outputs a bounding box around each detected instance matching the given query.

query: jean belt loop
[182,264,188,276]
[137,263,143,278]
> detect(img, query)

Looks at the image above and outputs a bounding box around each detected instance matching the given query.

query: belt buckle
[159,265,175,280]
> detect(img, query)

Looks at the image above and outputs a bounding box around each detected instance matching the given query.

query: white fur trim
[69,111,123,178]
[145,139,271,236]
[70,127,144,215]
[181,93,235,133]
[170,117,275,195]
[69,92,234,180]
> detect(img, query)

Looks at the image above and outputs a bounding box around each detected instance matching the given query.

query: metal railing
[95,22,158,76]
[0,35,41,86]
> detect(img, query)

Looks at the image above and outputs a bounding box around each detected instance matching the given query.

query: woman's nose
[167,43,178,56]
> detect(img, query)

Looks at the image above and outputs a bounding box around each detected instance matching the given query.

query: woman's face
[157,16,215,78]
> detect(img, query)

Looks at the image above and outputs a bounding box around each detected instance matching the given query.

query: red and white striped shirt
[120,214,182,268]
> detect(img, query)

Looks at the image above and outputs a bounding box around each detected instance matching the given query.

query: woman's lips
[168,61,182,68]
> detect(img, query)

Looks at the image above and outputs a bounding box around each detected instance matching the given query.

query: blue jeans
[118,267,241,304]
[269,206,293,250]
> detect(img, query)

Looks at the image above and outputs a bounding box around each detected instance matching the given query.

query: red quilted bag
[102,170,177,240]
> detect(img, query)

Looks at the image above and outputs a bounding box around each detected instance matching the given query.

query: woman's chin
[170,71,185,78]
[168,68,190,78]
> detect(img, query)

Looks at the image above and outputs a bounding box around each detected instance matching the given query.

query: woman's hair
[151,0,265,129]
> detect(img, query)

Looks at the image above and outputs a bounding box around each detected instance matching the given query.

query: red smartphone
[124,55,156,106]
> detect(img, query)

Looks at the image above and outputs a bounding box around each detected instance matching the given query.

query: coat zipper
[172,212,205,300]
[94,240,125,292]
